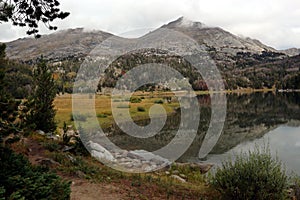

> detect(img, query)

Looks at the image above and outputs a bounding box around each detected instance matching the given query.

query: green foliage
[130,97,142,103]
[278,73,300,90]
[72,136,90,156]
[43,141,61,152]
[70,113,87,121]
[70,113,74,121]
[112,99,121,102]
[3,62,33,99]
[0,147,71,199]
[0,187,5,200]
[0,43,20,143]
[25,59,57,132]
[97,113,108,118]
[154,99,164,104]
[210,147,288,200]
[137,106,146,112]
[116,104,131,108]
[63,121,68,133]
[62,132,71,145]
[293,177,300,200]
[61,127,89,156]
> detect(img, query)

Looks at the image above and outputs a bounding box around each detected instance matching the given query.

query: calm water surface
[107,92,300,174]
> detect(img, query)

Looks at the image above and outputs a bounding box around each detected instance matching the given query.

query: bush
[210,147,288,200]
[293,177,300,200]
[116,104,130,108]
[97,113,108,118]
[130,97,142,103]
[137,106,146,112]
[154,99,164,104]
[43,141,61,152]
[0,147,71,199]
[70,113,87,121]
[112,99,121,102]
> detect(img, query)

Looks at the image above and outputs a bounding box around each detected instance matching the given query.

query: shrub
[137,106,146,112]
[293,177,300,200]
[43,141,61,152]
[70,113,74,121]
[0,147,71,199]
[210,147,288,200]
[70,113,87,121]
[0,187,5,200]
[154,99,164,104]
[72,136,90,156]
[112,99,121,102]
[97,113,108,118]
[116,104,130,109]
[130,97,142,103]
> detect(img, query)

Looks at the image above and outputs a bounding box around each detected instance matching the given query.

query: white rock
[89,141,107,153]
[37,130,45,135]
[89,141,115,162]
[171,175,186,183]
[128,150,171,165]
[91,150,115,162]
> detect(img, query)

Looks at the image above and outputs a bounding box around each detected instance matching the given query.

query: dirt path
[70,179,124,200]
[21,138,128,200]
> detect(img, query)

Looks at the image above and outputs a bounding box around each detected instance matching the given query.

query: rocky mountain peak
[4,17,290,63]
[162,16,206,29]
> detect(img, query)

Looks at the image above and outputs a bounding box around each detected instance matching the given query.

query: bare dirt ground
[21,138,128,200]
[70,179,125,200]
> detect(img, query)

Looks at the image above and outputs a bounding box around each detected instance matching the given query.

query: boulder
[88,141,115,162]
[91,150,115,162]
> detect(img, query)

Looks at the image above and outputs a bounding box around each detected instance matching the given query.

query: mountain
[161,17,277,55]
[4,17,300,91]
[5,16,290,63]
[5,28,112,63]
[280,47,300,56]
[161,17,289,72]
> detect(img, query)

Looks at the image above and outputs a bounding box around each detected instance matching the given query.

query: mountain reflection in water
[107,92,300,174]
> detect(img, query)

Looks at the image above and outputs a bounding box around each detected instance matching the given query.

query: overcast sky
[1,0,300,50]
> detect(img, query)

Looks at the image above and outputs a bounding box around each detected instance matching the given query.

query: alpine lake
[103,92,300,174]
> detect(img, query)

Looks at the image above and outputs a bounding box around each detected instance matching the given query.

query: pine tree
[26,58,57,133]
[0,43,19,143]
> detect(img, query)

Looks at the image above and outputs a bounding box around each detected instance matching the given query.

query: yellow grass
[54,93,180,128]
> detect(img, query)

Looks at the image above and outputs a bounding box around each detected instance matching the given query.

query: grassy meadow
[54,92,180,129]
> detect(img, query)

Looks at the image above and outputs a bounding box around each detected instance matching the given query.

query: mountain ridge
[2,17,300,93]
[6,27,112,62]
[5,17,299,63]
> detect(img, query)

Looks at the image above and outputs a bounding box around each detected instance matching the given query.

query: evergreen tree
[26,58,57,132]
[0,43,19,143]
[0,0,69,37]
